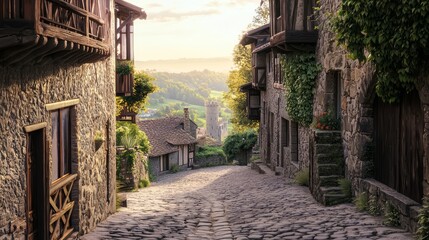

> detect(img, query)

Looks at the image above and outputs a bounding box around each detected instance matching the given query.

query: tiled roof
[138,117,197,157]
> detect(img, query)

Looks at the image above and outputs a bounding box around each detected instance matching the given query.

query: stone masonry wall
[194,155,227,168]
[0,57,116,238]
[259,66,310,178]
[117,149,148,189]
[314,0,375,189]
[314,0,429,231]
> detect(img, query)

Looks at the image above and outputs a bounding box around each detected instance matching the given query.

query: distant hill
[135,57,234,73]
[142,70,231,127]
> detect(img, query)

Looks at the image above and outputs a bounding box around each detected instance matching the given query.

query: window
[291,121,299,163]
[160,155,169,172]
[274,54,283,85]
[326,71,343,120]
[281,118,289,148]
[51,107,71,181]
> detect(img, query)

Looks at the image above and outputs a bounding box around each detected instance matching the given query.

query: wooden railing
[1,0,109,45]
[49,173,77,240]
[1,0,22,20]
[116,73,134,96]
[40,0,107,40]
[117,106,136,123]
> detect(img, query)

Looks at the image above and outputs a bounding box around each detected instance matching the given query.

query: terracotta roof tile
[138,117,197,157]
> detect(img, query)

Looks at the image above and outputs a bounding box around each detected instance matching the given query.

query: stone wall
[259,63,310,178]
[0,57,116,237]
[194,155,227,168]
[314,0,375,189]
[117,148,148,189]
[149,157,161,177]
[314,0,429,231]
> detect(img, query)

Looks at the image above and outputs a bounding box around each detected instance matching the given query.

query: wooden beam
[14,36,58,66]
[45,99,80,111]
[4,36,46,64]
[40,23,110,54]
[34,39,67,64]
[24,122,48,133]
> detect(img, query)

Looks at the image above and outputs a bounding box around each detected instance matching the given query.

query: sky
[124,0,262,61]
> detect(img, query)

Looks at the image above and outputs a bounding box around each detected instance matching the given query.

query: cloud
[144,3,163,8]
[147,9,220,22]
[206,0,258,7]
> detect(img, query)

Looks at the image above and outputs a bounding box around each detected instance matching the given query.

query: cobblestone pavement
[81,166,413,240]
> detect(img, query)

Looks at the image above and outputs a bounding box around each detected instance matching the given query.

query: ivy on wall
[332,0,429,103]
[281,54,321,126]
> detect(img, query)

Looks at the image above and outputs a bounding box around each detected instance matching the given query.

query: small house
[138,109,197,176]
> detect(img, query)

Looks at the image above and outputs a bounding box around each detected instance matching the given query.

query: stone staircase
[311,131,349,206]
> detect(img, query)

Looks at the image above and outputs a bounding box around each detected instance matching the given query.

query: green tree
[224,3,268,132]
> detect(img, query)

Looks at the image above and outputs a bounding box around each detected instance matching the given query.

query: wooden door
[374,90,424,203]
[27,129,49,240]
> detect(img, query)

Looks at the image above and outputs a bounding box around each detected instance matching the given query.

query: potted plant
[94,130,105,150]
[313,111,340,130]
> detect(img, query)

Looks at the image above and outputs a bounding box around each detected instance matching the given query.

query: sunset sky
[124,0,261,61]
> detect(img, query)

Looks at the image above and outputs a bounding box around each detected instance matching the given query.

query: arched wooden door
[374,90,424,203]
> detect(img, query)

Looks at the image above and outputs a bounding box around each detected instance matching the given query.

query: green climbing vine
[281,54,321,126]
[332,0,429,103]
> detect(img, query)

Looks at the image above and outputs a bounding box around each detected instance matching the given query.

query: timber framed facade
[115,0,146,123]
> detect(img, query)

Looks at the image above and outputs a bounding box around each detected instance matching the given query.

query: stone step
[319,175,343,187]
[323,193,350,206]
[320,186,343,195]
[315,144,343,156]
[316,154,344,165]
[318,164,342,176]
[259,164,276,176]
[314,131,342,144]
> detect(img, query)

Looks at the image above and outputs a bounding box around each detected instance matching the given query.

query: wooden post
[85,0,89,37]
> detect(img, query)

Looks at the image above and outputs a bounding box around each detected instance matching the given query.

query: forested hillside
[144,70,231,127]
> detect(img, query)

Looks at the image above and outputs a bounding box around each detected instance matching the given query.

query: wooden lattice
[49,174,77,240]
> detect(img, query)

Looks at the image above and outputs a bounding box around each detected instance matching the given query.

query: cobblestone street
[81,166,413,240]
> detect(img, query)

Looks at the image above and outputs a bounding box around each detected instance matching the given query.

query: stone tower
[205,101,220,141]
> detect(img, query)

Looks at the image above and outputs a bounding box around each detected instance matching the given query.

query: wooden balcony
[49,173,77,240]
[240,83,261,121]
[270,0,318,50]
[116,73,134,96]
[253,67,266,90]
[0,0,111,66]
[117,106,136,123]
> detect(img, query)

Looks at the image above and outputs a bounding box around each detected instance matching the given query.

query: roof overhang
[115,0,147,20]
[240,24,270,46]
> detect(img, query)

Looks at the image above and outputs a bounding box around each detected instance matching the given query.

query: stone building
[138,109,197,176]
[243,0,429,233]
[205,101,228,142]
[0,0,145,239]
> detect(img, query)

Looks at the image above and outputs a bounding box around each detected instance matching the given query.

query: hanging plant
[281,54,321,127]
[332,0,429,103]
[116,60,134,76]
